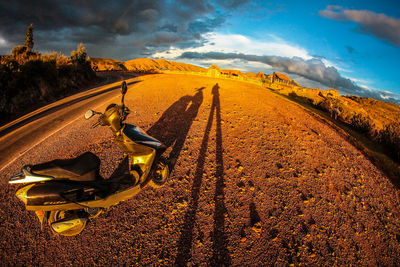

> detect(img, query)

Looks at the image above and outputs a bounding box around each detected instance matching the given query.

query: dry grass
[270,85,400,184]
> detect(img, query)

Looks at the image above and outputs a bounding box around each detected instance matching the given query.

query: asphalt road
[0,77,139,172]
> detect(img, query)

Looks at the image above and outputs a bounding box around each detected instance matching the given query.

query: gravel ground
[1,74,400,265]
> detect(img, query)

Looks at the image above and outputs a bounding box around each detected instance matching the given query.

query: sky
[1,0,400,103]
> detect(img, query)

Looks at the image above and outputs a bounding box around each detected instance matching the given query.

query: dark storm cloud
[0,0,244,58]
[179,51,400,103]
[180,51,359,90]
[320,6,400,46]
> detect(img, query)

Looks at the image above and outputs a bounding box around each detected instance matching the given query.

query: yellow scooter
[9,81,170,236]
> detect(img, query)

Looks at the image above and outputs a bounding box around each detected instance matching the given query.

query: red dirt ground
[1,74,400,265]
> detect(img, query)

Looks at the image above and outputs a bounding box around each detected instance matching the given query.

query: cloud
[153,32,312,60]
[320,5,400,46]
[178,50,399,104]
[180,51,356,89]
[0,36,7,47]
[0,0,249,58]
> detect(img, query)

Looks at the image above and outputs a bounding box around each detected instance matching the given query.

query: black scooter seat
[31,152,101,181]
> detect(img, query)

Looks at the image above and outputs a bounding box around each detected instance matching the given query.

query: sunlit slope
[124,58,205,72]
[90,57,205,72]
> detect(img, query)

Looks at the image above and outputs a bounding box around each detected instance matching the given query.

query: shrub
[41,52,57,64]
[379,123,400,162]
[350,113,375,135]
[0,54,97,123]
[12,45,27,57]
[56,52,71,66]
[112,62,127,71]
[70,43,88,65]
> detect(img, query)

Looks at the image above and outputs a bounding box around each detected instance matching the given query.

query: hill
[91,57,268,76]
[90,57,127,71]
[90,57,268,80]
[90,57,205,72]
[125,58,205,72]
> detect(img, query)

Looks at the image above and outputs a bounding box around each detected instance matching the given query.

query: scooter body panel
[22,181,142,211]
[123,124,164,150]
[24,181,99,206]
[115,124,160,183]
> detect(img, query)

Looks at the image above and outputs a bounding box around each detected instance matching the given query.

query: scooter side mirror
[121,81,127,95]
[84,110,95,120]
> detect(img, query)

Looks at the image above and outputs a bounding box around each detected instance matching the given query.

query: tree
[70,43,88,65]
[25,23,34,52]
[12,45,26,57]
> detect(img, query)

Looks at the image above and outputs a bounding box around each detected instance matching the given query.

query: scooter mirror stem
[121,94,126,108]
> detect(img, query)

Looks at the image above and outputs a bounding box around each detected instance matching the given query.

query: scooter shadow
[109,88,204,179]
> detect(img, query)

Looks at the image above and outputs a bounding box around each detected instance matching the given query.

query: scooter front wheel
[149,156,170,188]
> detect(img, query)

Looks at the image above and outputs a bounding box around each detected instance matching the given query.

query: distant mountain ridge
[90,57,267,80]
[90,57,205,72]
[125,58,205,72]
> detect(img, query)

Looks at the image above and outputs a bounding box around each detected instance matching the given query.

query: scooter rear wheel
[48,210,87,236]
[149,156,169,188]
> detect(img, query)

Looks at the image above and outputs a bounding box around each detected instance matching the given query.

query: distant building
[256,72,267,80]
[221,69,242,77]
[268,72,300,87]
[207,64,222,78]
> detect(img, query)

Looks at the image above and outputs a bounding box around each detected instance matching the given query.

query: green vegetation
[0,24,97,124]
[70,43,88,65]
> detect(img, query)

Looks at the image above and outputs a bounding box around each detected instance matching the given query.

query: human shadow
[108,88,203,179]
[147,88,204,171]
[175,84,231,266]
[210,84,231,266]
